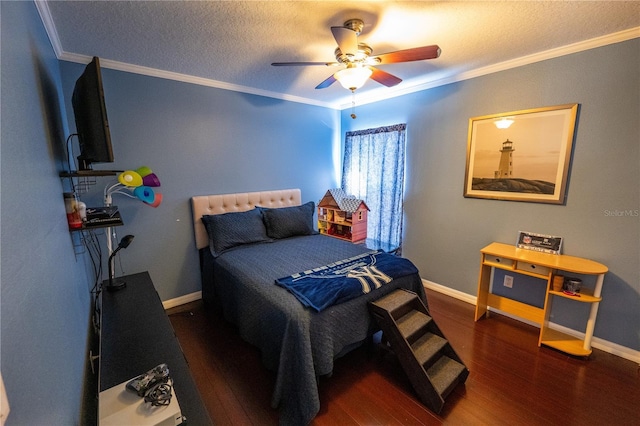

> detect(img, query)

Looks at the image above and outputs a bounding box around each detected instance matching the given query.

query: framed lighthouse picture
[463,104,579,204]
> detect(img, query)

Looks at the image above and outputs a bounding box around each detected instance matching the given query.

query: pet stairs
[369,289,469,414]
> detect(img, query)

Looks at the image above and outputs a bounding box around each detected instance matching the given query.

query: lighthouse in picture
[495,139,515,178]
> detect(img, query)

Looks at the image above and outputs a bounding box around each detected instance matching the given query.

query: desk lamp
[106,235,135,292]
[103,166,162,267]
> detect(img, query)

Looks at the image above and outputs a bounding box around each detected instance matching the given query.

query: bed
[191,189,427,425]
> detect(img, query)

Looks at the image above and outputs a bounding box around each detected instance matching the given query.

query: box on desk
[85,206,123,228]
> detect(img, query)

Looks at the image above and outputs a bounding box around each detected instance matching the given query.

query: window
[341,124,406,248]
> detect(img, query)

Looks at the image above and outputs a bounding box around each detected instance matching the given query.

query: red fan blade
[368,66,402,87]
[271,62,338,66]
[373,45,441,64]
[331,26,358,56]
[315,74,337,89]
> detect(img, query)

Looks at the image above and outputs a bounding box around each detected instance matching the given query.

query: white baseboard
[162,291,202,310]
[422,279,640,364]
[423,279,477,305]
[161,282,639,364]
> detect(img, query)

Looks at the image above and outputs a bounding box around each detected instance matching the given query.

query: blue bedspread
[276,250,419,311]
[203,234,426,426]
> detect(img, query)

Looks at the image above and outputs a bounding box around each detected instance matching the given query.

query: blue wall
[58,63,341,301]
[342,40,640,351]
[1,3,637,424]
[1,2,91,424]
[2,4,340,423]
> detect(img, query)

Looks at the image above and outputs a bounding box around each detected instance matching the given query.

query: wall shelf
[60,171,123,255]
[59,170,120,178]
[60,170,121,195]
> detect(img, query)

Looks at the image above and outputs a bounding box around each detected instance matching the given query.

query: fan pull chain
[350,90,357,119]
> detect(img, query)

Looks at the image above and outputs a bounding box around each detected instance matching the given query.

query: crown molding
[346,26,640,109]
[34,0,63,57]
[34,0,638,111]
[57,51,334,109]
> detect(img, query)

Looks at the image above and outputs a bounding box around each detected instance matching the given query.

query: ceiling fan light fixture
[335,66,373,91]
[272,18,439,93]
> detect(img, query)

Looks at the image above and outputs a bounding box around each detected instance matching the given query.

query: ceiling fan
[272,18,441,91]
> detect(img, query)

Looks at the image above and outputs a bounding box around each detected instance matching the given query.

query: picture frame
[464,104,579,204]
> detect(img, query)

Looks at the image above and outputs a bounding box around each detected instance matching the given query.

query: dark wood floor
[168,289,639,425]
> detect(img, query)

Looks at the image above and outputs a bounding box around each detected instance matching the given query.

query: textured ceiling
[38,1,640,109]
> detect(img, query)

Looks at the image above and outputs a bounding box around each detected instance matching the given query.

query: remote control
[125,363,170,397]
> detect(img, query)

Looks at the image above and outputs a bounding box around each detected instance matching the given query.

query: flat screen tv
[72,57,114,170]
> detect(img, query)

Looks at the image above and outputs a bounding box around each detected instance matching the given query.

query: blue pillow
[260,201,316,239]
[202,208,271,257]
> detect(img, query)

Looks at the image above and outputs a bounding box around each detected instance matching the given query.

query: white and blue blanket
[276,250,418,311]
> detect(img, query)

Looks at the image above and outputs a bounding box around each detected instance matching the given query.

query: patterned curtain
[341,123,406,248]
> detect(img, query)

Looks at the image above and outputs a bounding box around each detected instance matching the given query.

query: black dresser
[100,271,212,425]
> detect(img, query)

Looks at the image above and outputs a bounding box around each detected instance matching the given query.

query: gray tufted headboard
[190,188,302,250]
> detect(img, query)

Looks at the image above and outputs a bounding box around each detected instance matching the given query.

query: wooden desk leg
[539,291,554,347]
[583,273,605,351]
[475,262,491,321]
